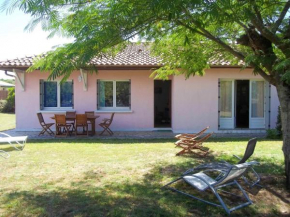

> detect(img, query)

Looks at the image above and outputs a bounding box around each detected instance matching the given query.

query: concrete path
[1,129,266,140]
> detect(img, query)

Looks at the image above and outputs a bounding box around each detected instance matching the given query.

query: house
[0,44,279,133]
[0,80,14,100]
[0,80,14,91]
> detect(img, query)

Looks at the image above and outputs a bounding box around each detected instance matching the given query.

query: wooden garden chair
[99,113,115,136]
[66,111,76,133]
[75,114,89,136]
[85,111,94,131]
[175,133,213,156]
[175,126,209,141]
[37,112,54,136]
[55,114,71,137]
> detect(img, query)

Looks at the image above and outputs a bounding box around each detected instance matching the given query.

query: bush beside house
[1,87,15,113]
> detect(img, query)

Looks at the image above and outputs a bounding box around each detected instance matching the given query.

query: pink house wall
[15,68,279,132]
[171,68,279,132]
[15,70,154,131]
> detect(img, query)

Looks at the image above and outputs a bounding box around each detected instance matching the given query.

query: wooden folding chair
[37,113,54,136]
[66,111,76,133]
[99,113,115,136]
[75,114,89,136]
[175,126,209,141]
[55,114,71,137]
[175,133,213,156]
[85,111,94,131]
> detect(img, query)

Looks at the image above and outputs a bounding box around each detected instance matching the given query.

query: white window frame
[98,80,130,111]
[43,80,73,110]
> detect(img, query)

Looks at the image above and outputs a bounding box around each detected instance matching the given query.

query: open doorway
[154,80,171,128]
[235,80,249,128]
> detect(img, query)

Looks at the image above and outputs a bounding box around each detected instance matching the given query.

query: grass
[0,138,287,216]
[0,113,15,131]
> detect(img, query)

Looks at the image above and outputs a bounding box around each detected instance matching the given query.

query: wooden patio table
[51,114,100,136]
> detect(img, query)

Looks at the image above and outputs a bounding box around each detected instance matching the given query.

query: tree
[2,0,290,186]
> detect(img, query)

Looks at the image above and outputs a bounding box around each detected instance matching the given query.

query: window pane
[99,81,113,107]
[61,82,73,107]
[220,81,232,118]
[116,81,130,107]
[44,82,57,107]
[251,81,264,117]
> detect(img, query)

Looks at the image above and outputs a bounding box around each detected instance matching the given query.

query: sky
[0,2,71,79]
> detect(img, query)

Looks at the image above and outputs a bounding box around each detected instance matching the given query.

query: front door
[154,80,171,128]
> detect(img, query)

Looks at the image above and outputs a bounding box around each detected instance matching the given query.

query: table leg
[89,119,96,136]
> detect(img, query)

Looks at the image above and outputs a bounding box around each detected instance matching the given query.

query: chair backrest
[55,114,66,125]
[85,111,95,116]
[108,113,115,125]
[196,132,213,143]
[215,163,250,186]
[37,113,45,124]
[195,126,210,137]
[66,111,76,118]
[238,138,257,164]
[76,114,87,125]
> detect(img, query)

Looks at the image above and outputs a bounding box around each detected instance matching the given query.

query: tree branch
[272,0,290,33]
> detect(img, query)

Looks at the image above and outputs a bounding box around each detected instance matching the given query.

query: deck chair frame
[163,161,259,214]
[175,133,213,156]
[175,126,209,140]
[223,138,261,188]
[0,132,27,155]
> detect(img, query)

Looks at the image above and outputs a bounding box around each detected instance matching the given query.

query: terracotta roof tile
[0,43,243,69]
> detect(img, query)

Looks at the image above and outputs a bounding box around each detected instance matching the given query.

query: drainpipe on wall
[4,70,15,78]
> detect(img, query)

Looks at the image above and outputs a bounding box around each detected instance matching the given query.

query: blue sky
[0,3,71,79]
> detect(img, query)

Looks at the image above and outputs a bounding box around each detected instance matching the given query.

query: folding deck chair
[0,132,28,158]
[223,138,261,188]
[175,133,213,156]
[175,126,209,140]
[163,161,259,214]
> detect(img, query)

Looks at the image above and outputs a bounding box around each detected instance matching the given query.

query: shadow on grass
[1,155,288,217]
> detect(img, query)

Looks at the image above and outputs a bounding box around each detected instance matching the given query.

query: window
[251,81,264,118]
[97,80,131,110]
[220,80,233,118]
[40,80,74,110]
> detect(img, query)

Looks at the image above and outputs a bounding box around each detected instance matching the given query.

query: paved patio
[2,129,266,140]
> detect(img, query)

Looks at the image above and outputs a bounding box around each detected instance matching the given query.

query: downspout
[4,70,16,78]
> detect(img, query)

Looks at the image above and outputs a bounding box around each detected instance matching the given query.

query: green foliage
[266,106,283,139]
[266,129,281,139]
[0,79,15,84]
[1,87,15,113]
[2,0,290,83]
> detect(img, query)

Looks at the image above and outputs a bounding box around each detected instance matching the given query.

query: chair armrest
[0,132,12,138]
[182,162,231,176]
[233,155,241,160]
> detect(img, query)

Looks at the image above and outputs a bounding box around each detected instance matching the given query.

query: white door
[219,80,235,129]
[249,80,266,128]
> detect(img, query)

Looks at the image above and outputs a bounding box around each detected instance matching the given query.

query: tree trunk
[276,83,290,188]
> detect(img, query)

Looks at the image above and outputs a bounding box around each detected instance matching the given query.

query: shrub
[266,106,283,139]
[1,87,15,113]
[266,129,280,139]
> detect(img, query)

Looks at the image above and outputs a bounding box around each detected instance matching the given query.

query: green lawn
[0,113,15,131]
[0,138,287,216]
